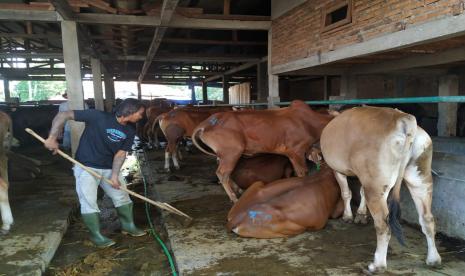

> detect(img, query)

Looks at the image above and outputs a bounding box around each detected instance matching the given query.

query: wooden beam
[272,12,465,74]
[50,0,75,20]
[0,10,58,22]
[0,32,61,39]
[138,0,180,83]
[352,47,465,75]
[0,9,270,30]
[115,54,262,63]
[204,56,267,82]
[224,0,231,16]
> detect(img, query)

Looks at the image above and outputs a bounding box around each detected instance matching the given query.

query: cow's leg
[164,150,171,172]
[354,187,369,224]
[171,143,180,170]
[0,178,13,234]
[216,153,242,202]
[404,165,441,267]
[365,186,391,273]
[177,144,183,161]
[286,152,308,177]
[333,171,353,222]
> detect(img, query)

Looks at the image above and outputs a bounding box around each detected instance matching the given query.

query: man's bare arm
[110,150,127,189]
[49,111,74,138]
[44,111,74,153]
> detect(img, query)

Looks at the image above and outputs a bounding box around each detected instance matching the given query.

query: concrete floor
[0,147,76,275]
[141,149,465,276]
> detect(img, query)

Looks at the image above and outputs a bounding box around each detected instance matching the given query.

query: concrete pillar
[257,61,268,102]
[104,74,115,112]
[438,75,459,136]
[267,28,280,108]
[3,79,10,102]
[137,82,142,100]
[222,75,229,104]
[61,20,85,156]
[202,82,208,103]
[340,74,357,98]
[91,58,104,111]
[190,84,196,103]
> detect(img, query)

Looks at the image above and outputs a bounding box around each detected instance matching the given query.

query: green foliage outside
[194,86,224,102]
[10,81,66,102]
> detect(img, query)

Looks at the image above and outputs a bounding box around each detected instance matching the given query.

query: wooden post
[202,82,208,103]
[104,74,115,112]
[3,79,10,102]
[222,75,230,104]
[438,75,458,136]
[267,28,279,108]
[137,82,142,100]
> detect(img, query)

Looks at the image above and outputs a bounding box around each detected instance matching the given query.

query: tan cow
[320,106,441,273]
[227,164,343,238]
[192,100,334,202]
[0,111,13,234]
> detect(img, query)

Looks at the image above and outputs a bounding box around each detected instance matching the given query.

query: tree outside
[194,86,224,101]
[10,81,66,102]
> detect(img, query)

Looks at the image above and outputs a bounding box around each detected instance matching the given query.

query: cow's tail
[388,116,417,247]
[192,127,216,157]
[388,178,405,246]
[150,114,164,138]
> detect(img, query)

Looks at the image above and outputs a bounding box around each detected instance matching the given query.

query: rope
[136,150,178,276]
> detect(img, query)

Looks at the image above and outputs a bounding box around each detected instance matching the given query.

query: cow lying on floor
[231,154,293,191]
[227,164,343,238]
[320,106,441,272]
[0,111,13,234]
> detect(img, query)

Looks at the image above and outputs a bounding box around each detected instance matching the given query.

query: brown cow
[0,111,13,234]
[320,106,441,273]
[231,154,293,191]
[227,164,343,238]
[144,104,172,148]
[192,100,334,202]
[158,107,232,172]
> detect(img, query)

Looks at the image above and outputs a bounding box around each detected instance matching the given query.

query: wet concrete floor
[0,147,76,275]
[142,149,465,276]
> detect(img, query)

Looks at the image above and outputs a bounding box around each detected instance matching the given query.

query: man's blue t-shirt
[74,110,135,169]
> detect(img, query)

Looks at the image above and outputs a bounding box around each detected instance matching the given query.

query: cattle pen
[4,0,465,275]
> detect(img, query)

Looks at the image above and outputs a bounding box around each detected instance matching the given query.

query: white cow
[0,111,13,234]
[320,106,441,273]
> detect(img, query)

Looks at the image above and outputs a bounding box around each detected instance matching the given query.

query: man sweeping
[44,98,147,248]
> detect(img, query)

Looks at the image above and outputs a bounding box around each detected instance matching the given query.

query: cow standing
[227,164,343,238]
[158,107,232,172]
[0,111,13,234]
[320,106,441,273]
[192,100,334,202]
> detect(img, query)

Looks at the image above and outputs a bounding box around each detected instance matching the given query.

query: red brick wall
[272,0,461,66]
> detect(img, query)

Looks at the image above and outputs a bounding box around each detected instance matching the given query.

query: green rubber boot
[116,203,146,237]
[81,213,116,248]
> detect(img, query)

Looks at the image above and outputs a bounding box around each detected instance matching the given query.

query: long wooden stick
[25,128,193,221]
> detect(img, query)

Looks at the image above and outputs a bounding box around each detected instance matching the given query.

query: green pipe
[197,96,465,107]
[276,96,465,106]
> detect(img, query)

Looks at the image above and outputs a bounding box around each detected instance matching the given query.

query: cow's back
[321,106,417,176]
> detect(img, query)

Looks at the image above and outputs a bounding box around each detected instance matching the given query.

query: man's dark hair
[114,98,144,117]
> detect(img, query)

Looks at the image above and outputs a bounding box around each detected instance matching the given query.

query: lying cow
[158,107,232,172]
[227,164,343,238]
[0,111,13,234]
[192,100,334,202]
[231,154,293,191]
[320,106,441,273]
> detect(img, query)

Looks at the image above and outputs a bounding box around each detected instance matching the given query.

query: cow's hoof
[164,168,171,173]
[174,166,180,171]
[0,229,9,235]
[426,255,442,267]
[354,213,369,224]
[368,263,386,274]
[342,215,354,223]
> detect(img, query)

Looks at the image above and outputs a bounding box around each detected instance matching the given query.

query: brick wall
[272,0,461,66]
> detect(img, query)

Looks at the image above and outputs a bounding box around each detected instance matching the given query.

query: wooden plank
[138,0,180,83]
[205,56,267,82]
